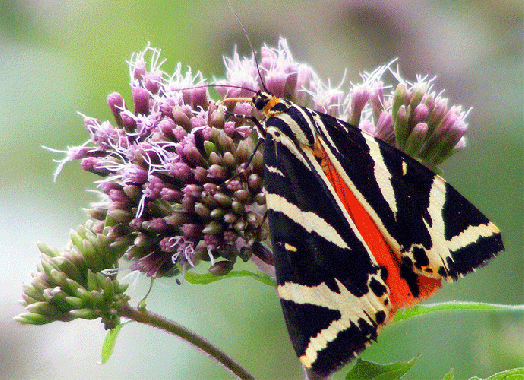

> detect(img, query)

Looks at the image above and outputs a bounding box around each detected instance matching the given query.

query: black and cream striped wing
[263,116,391,375]
[312,111,504,281]
[261,98,503,376]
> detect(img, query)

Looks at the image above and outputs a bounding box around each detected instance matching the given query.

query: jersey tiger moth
[225,86,504,376]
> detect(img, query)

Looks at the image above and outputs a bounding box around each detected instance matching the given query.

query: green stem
[118,304,256,380]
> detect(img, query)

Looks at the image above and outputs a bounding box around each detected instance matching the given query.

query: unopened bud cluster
[16,222,129,327]
[345,67,469,169]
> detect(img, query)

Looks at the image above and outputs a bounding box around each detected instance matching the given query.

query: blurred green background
[1,0,522,379]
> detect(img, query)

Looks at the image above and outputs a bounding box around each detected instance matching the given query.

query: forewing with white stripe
[264,118,391,376]
[312,111,504,280]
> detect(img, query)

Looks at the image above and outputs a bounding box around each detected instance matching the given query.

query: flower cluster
[19,38,470,326]
[16,222,129,328]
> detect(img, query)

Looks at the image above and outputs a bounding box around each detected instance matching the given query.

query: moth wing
[314,112,504,281]
[264,122,391,376]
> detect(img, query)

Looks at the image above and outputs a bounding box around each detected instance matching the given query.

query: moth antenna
[227,0,269,93]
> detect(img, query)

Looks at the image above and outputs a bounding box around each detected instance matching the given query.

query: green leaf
[443,369,455,380]
[101,323,124,364]
[345,357,418,380]
[185,270,276,287]
[469,367,524,380]
[390,302,524,325]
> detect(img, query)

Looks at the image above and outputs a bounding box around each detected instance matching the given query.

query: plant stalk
[118,304,256,380]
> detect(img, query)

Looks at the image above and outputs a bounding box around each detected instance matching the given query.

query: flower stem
[118,304,256,380]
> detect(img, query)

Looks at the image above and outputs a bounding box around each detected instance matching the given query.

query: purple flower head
[219,48,260,98]
[48,38,471,280]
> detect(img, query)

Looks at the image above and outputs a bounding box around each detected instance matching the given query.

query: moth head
[253,91,280,116]
[252,91,271,110]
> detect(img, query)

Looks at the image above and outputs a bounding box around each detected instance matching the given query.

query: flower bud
[132,86,150,115]
[107,92,125,127]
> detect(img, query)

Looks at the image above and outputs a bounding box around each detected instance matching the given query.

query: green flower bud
[214,193,233,207]
[203,221,224,235]
[216,130,235,153]
[84,207,108,221]
[208,151,223,165]
[26,302,61,318]
[223,151,236,167]
[69,308,100,320]
[210,208,225,220]
[65,296,85,309]
[15,313,53,325]
[194,202,211,218]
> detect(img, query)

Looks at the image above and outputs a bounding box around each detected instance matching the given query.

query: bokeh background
[1,0,522,379]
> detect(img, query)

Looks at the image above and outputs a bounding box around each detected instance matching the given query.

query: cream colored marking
[266,127,311,169]
[277,277,389,367]
[402,160,408,176]
[423,177,448,257]
[312,113,340,153]
[447,221,499,252]
[284,242,297,252]
[266,193,349,249]
[291,105,319,146]
[266,165,285,177]
[399,177,451,276]
[406,177,501,278]
[363,135,398,218]
[276,111,313,146]
[488,221,501,234]
[299,355,312,368]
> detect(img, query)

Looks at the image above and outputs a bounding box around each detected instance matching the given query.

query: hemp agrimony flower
[18,38,469,328]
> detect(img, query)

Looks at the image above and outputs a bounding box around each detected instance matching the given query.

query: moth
[226,87,504,376]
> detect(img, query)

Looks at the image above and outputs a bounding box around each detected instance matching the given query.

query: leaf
[390,302,524,325]
[443,369,455,380]
[185,270,276,287]
[100,323,124,364]
[345,357,418,380]
[469,367,524,380]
